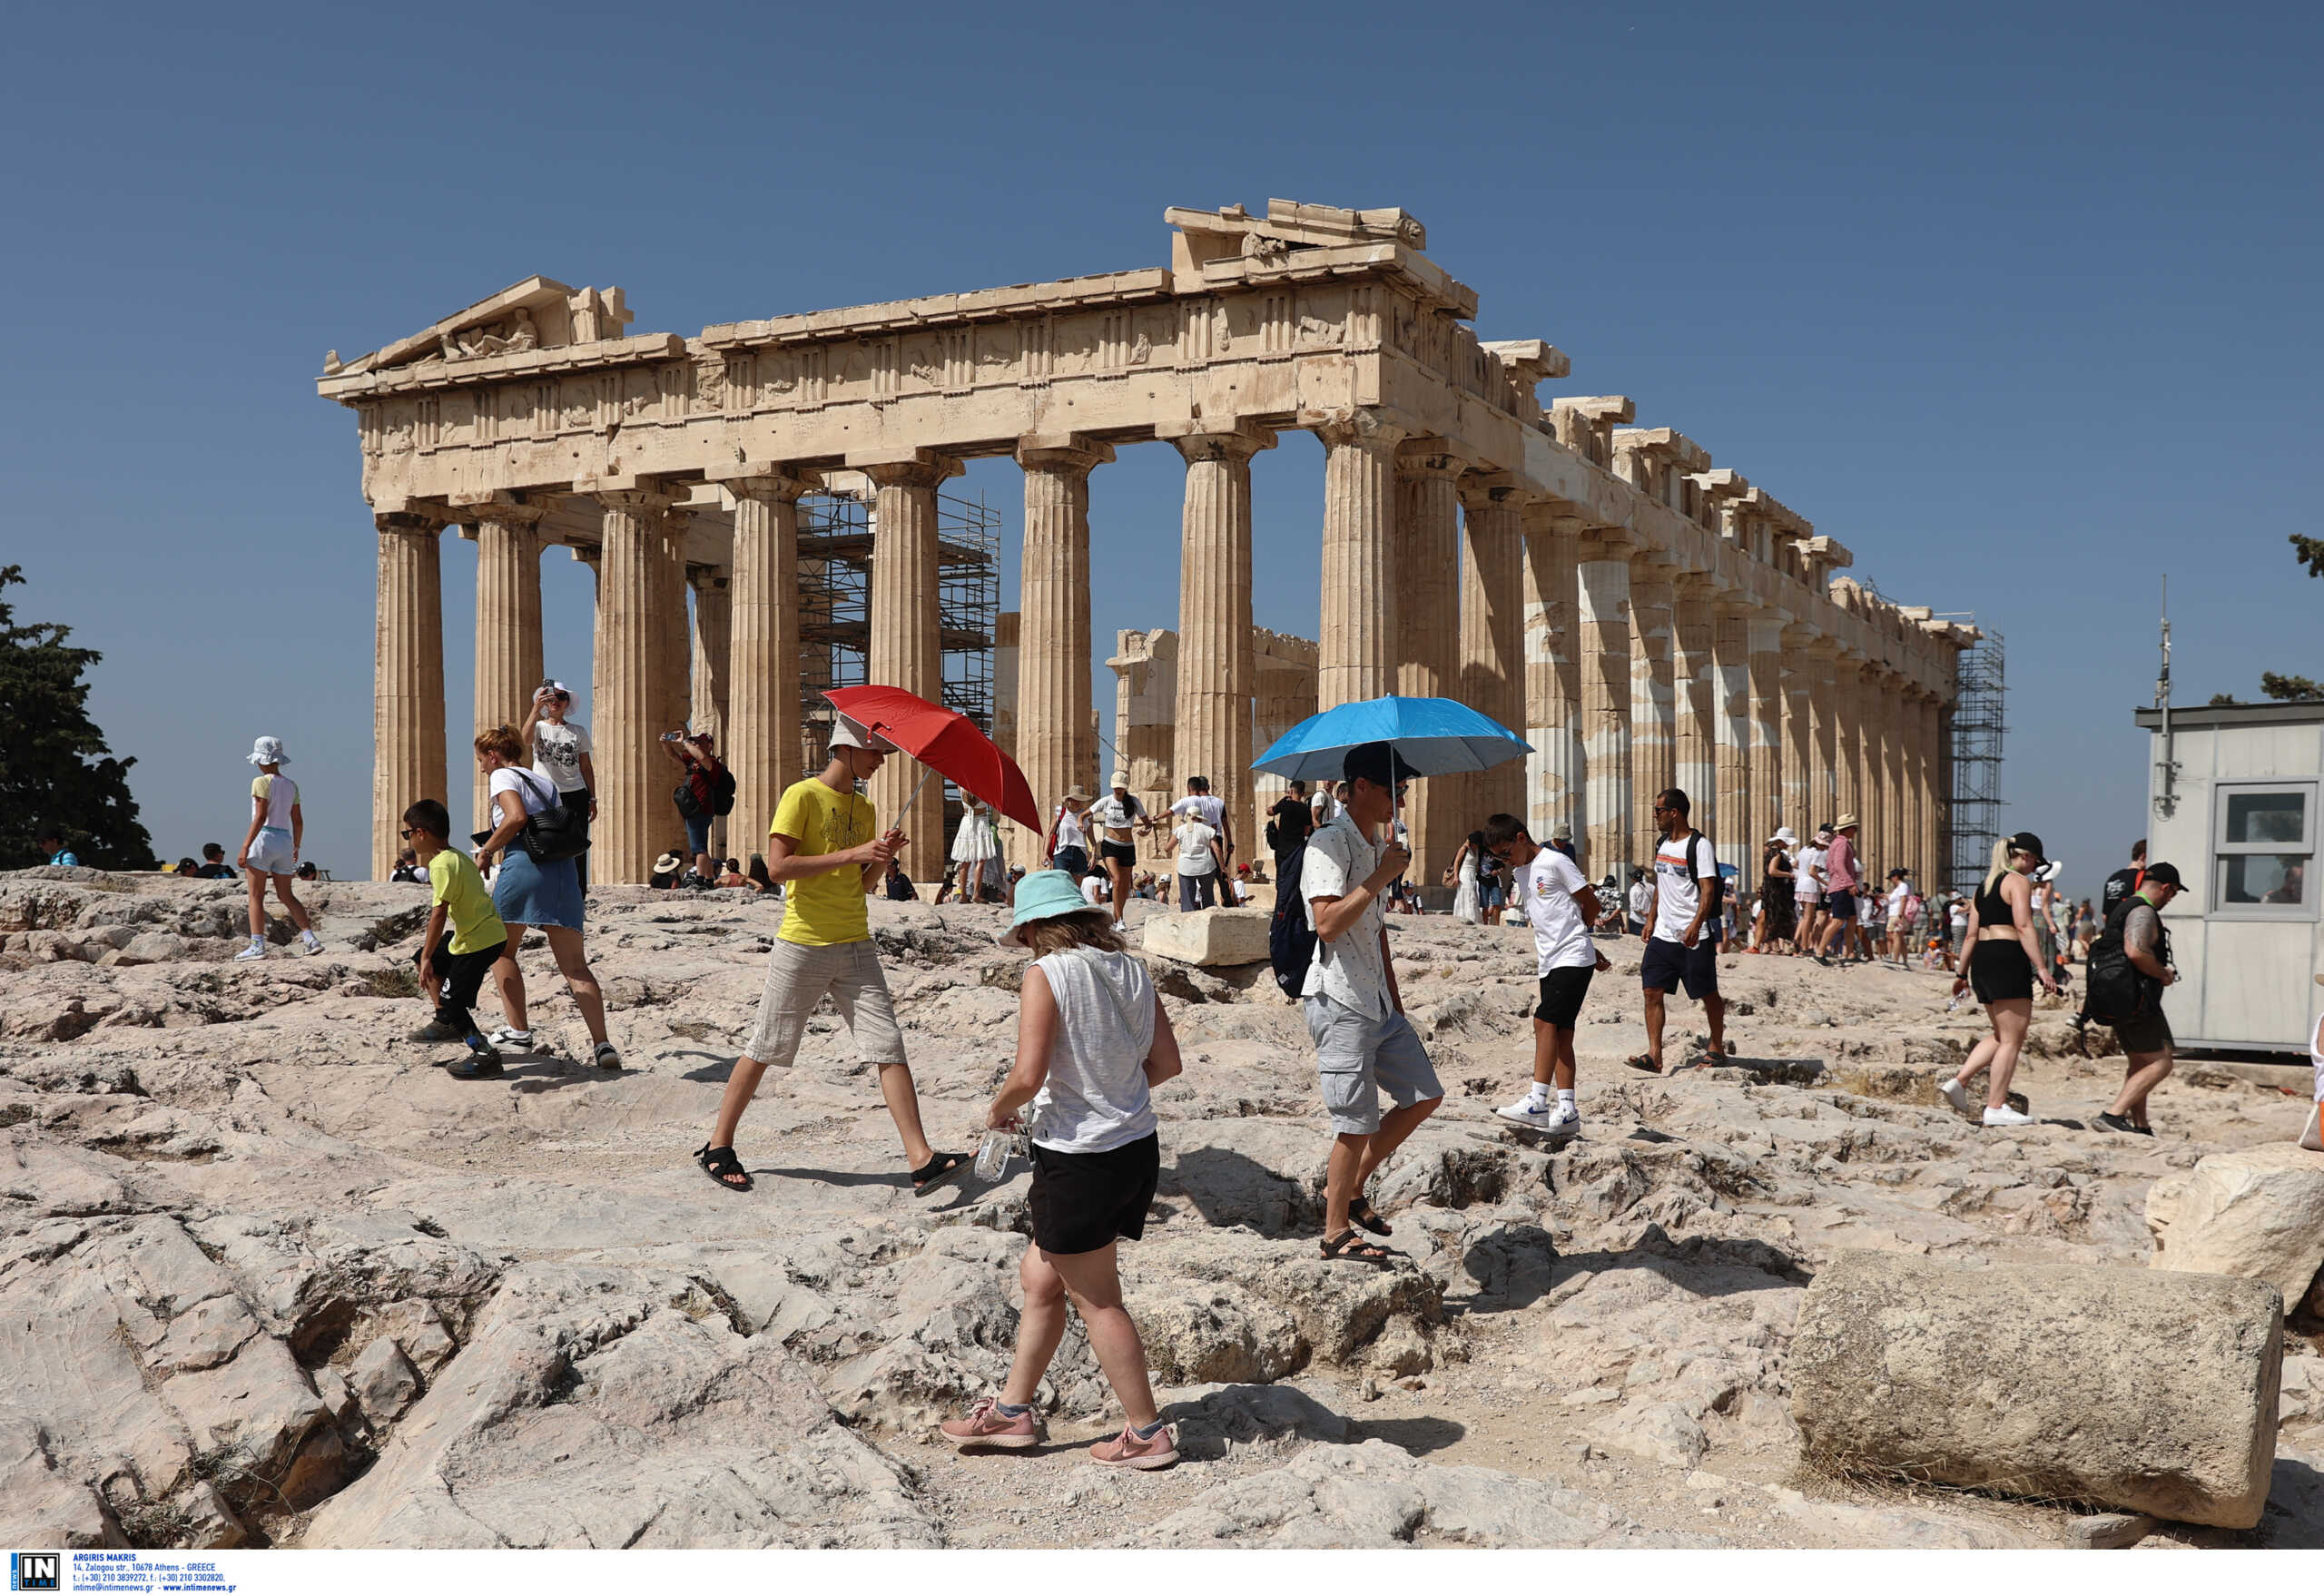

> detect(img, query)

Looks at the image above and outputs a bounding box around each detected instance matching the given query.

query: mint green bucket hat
[1001,869,1097,947]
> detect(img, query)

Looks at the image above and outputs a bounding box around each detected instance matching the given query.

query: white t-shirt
[1028,949,1157,1154]
[1174,820,1217,874]
[1312,791,1340,826]
[1091,793,1146,834]
[1627,879,1653,922]
[1170,794,1226,834]
[251,773,297,830]
[1079,874,1108,907]
[1301,811,1389,1018]
[1796,844,1827,898]
[1651,832,1719,944]
[1054,804,1088,852]
[531,719,593,793]
[1524,849,1596,974]
[1886,882,1910,920]
[490,765,556,818]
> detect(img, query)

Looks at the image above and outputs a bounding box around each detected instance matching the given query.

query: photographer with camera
[661,727,734,888]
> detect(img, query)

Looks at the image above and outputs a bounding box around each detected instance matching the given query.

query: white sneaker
[1111,921,1128,934]
[299,931,324,955]
[1542,1101,1581,1135]
[1497,1096,1559,1127]
[233,939,266,961]
[485,1027,534,1049]
[1936,1077,1970,1114]
[1981,1105,2034,1127]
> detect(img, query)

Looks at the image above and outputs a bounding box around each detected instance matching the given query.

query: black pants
[416,932,507,1034]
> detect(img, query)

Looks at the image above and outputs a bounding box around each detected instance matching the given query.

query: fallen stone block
[2062,1511,2156,1550]
[1142,907,1271,968]
[1789,1250,2282,1529]
[2148,1142,2324,1308]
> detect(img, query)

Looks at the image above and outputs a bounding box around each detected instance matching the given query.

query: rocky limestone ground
[3,864,2320,1552]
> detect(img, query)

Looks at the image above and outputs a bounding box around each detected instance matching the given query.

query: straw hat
[1833,813,1858,831]
[653,852,683,874]
[1000,870,1099,946]
[1063,785,1092,803]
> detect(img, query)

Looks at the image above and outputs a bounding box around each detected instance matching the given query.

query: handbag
[476,770,589,862]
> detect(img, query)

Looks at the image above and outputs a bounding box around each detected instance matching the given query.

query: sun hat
[653,852,683,874]
[1833,813,1858,832]
[829,715,897,754]
[541,679,572,699]
[247,735,289,766]
[1063,785,1093,803]
[1001,869,1101,946]
[1549,823,1573,842]
[1771,826,1797,846]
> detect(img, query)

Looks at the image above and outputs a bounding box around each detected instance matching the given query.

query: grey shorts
[1304,998,1443,1136]
[742,936,906,1070]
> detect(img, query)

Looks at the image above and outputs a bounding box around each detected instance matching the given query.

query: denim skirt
[494,846,583,930]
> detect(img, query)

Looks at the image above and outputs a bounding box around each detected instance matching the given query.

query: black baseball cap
[2142,861,2182,887]
[2006,831,2045,864]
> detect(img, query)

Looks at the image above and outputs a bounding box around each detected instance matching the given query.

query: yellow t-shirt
[771,778,876,947]
[428,848,508,957]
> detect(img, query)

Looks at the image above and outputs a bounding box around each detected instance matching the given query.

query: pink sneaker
[1088,1421,1179,1470]
[939,1398,1045,1451]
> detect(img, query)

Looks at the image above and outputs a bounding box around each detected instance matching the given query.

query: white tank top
[254,773,297,830]
[1028,949,1158,1154]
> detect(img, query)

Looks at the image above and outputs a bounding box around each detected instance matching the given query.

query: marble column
[1808,642,1841,832]
[1015,435,1114,871]
[592,488,675,884]
[1836,655,1867,839]
[1628,557,1678,863]
[1396,440,1464,874]
[1852,663,1882,863]
[723,472,812,860]
[1747,612,1785,863]
[466,498,546,830]
[861,450,961,880]
[372,511,447,882]
[1779,624,1817,844]
[1882,674,1909,877]
[1672,576,1718,841]
[690,566,731,861]
[1576,530,1634,882]
[1524,510,1584,844]
[652,511,692,751]
[1460,477,1526,823]
[1316,414,1406,708]
[1713,601,1753,875]
[1923,694,1947,888]
[1168,423,1274,868]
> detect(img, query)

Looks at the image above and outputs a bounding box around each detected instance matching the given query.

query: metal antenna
[2154,576,2179,817]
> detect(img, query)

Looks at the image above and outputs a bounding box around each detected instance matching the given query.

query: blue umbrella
[1252,695,1531,783]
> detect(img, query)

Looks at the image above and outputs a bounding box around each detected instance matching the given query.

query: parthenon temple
[320,198,1973,885]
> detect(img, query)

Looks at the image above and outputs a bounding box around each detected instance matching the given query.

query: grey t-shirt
[1028,949,1158,1154]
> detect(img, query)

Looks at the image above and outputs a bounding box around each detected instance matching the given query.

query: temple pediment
[324,277,638,377]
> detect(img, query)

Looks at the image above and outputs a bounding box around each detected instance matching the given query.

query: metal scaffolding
[795,488,1001,794]
[1945,625,2006,897]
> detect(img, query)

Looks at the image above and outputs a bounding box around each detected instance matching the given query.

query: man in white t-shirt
[1482,813,1610,1135]
[1168,776,1234,902]
[1173,815,1219,911]
[523,681,596,893]
[1634,787,1729,1071]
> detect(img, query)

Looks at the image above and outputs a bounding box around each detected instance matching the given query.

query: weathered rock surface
[2148,1142,2324,1307]
[1791,1250,2283,1528]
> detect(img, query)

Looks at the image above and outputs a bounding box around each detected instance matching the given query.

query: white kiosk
[2134,700,2322,1051]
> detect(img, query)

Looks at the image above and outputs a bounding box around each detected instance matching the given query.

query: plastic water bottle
[1945,990,1966,1013]
[974,1128,1020,1184]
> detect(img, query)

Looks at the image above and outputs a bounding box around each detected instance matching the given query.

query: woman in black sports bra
[1935,831,2058,1128]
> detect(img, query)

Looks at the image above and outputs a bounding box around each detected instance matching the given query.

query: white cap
[247,735,289,766]
[1110,771,1131,788]
[541,679,571,698]
[829,715,897,754]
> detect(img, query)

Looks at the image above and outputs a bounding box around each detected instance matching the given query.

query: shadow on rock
[1354,1414,1468,1455]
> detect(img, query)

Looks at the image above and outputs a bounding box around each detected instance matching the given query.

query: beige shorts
[742,936,906,1069]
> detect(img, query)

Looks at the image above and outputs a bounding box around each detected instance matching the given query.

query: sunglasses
[398,828,413,839]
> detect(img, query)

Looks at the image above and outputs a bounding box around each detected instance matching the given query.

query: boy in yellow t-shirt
[400,798,512,1079]
[693,719,966,1197]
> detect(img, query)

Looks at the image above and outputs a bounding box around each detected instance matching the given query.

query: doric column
[859,448,963,879]
[722,471,812,858]
[1925,692,1947,887]
[1936,697,1956,892]
[462,495,547,830]
[1713,601,1753,872]
[1627,557,1678,863]
[1576,529,1635,882]
[1882,673,1909,876]
[1524,509,1584,844]
[1748,611,1785,860]
[372,511,448,882]
[652,510,692,748]
[591,486,677,884]
[1899,684,1927,882]
[1835,655,1867,836]
[1808,641,1841,832]
[690,566,732,860]
[1779,624,1817,846]
[1396,440,1464,874]
[1166,422,1274,865]
[1851,661,1881,861]
[1015,435,1115,870]
[1315,412,1407,707]
[1460,475,1527,822]
[1672,575,1718,840]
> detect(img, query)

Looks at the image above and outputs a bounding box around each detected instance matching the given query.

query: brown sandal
[1347,1196,1392,1237]
[1624,1053,1664,1074]
[1320,1229,1398,1265]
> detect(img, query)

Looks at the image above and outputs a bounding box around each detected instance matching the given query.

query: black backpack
[1682,832,1724,915]
[1269,844,1319,1000]
[2083,895,2164,1024]
[710,766,737,817]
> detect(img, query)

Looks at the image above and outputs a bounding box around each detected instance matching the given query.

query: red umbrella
[822,685,1041,834]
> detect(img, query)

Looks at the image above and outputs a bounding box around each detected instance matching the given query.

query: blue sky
[5,1,2316,900]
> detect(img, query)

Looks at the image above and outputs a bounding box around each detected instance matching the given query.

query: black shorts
[1099,841,1137,866]
[1027,1132,1160,1256]
[1827,888,1858,921]
[2112,1008,2173,1056]
[1969,940,2034,1003]
[1640,936,1719,1000]
[1535,965,1594,1029]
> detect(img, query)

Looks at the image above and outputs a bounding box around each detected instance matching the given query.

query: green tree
[0,565,158,870]
[2259,536,2324,703]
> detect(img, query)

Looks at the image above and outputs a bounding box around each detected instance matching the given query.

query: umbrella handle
[899,763,938,830]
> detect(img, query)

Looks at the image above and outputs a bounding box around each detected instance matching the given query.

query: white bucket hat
[829,715,897,754]
[247,736,289,766]
[1771,826,1797,846]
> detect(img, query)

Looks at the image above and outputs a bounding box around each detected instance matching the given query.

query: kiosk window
[2216,785,2313,909]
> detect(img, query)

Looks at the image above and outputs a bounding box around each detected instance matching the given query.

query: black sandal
[911,1151,969,1196]
[1347,1196,1392,1238]
[1320,1229,1398,1265]
[694,1143,752,1192]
